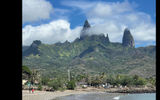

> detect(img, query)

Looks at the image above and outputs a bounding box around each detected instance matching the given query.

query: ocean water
[53,93,156,100]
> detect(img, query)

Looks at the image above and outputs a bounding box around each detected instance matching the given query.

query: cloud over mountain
[62,0,155,45]
[23,20,82,45]
[23,0,155,47]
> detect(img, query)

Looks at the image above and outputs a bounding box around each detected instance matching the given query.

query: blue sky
[22,0,156,47]
[46,0,156,29]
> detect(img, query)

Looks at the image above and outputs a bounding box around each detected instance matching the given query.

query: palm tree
[30,69,40,85]
[22,65,32,80]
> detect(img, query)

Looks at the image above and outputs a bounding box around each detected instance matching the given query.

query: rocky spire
[80,20,91,38]
[83,20,91,29]
[106,34,110,43]
[122,28,135,47]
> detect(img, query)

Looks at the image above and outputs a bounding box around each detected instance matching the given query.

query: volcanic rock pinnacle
[122,28,135,47]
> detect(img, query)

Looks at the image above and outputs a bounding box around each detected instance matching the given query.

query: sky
[22,0,156,48]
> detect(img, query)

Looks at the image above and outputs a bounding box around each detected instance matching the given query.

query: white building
[22,80,28,85]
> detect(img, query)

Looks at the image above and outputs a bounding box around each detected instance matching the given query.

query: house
[82,85,88,88]
[103,83,113,88]
[34,80,39,85]
[22,79,28,85]
[77,80,88,88]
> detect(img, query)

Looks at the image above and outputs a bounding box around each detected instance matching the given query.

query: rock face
[80,20,91,38]
[79,20,110,45]
[31,40,42,48]
[83,20,91,29]
[106,34,110,43]
[23,40,41,57]
[122,28,135,47]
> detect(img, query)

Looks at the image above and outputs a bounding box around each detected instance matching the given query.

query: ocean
[53,93,155,100]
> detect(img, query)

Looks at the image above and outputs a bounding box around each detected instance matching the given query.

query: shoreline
[23,90,91,100]
[104,87,156,93]
[22,87,156,100]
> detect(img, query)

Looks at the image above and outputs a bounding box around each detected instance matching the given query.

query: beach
[23,89,91,100]
[22,87,106,100]
[22,86,155,100]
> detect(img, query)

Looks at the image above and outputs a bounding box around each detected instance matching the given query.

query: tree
[133,75,139,81]
[48,78,64,91]
[38,84,42,91]
[30,69,40,85]
[22,65,32,80]
[66,80,76,90]
[90,75,102,87]
[106,75,117,86]
[99,72,107,84]
[120,76,133,86]
[41,77,50,85]
[134,77,146,86]
[86,75,92,85]
[48,80,59,90]
[148,77,156,86]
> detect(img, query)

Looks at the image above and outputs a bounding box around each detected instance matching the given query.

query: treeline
[22,66,156,91]
[74,73,156,87]
[22,65,76,91]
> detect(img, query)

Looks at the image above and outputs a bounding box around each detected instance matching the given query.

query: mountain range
[22,20,156,78]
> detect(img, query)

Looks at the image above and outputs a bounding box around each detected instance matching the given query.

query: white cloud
[23,0,155,46]
[51,8,71,20]
[61,1,96,10]
[54,8,70,15]
[23,0,53,23]
[23,20,82,45]
[62,0,155,45]
[87,1,134,18]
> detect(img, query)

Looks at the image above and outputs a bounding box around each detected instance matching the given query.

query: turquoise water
[53,93,155,100]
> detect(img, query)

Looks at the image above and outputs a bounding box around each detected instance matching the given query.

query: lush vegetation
[105,74,147,86]
[37,84,42,90]
[66,80,76,90]
[22,65,32,79]
[22,65,156,91]
[23,35,155,78]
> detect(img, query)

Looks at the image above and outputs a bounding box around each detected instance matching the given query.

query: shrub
[48,78,65,91]
[147,77,156,86]
[48,80,59,90]
[22,65,32,75]
[119,76,134,86]
[38,84,42,91]
[22,65,32,79]
[66,80,76,90]
[134,77,146,86]
[41,77,50,85]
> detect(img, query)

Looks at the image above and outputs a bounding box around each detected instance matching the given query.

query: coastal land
[22,86,156,100]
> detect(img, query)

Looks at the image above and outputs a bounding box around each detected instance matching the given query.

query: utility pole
[68,69,70,81]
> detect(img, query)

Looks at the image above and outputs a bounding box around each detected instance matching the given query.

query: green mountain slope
[22,34,156,78]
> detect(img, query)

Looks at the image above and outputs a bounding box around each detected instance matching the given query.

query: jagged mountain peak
[31,40,42,47]
[23,40,41,57]
[122,28,135,47]
[80,20,91,38]
[83,19,91,29]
